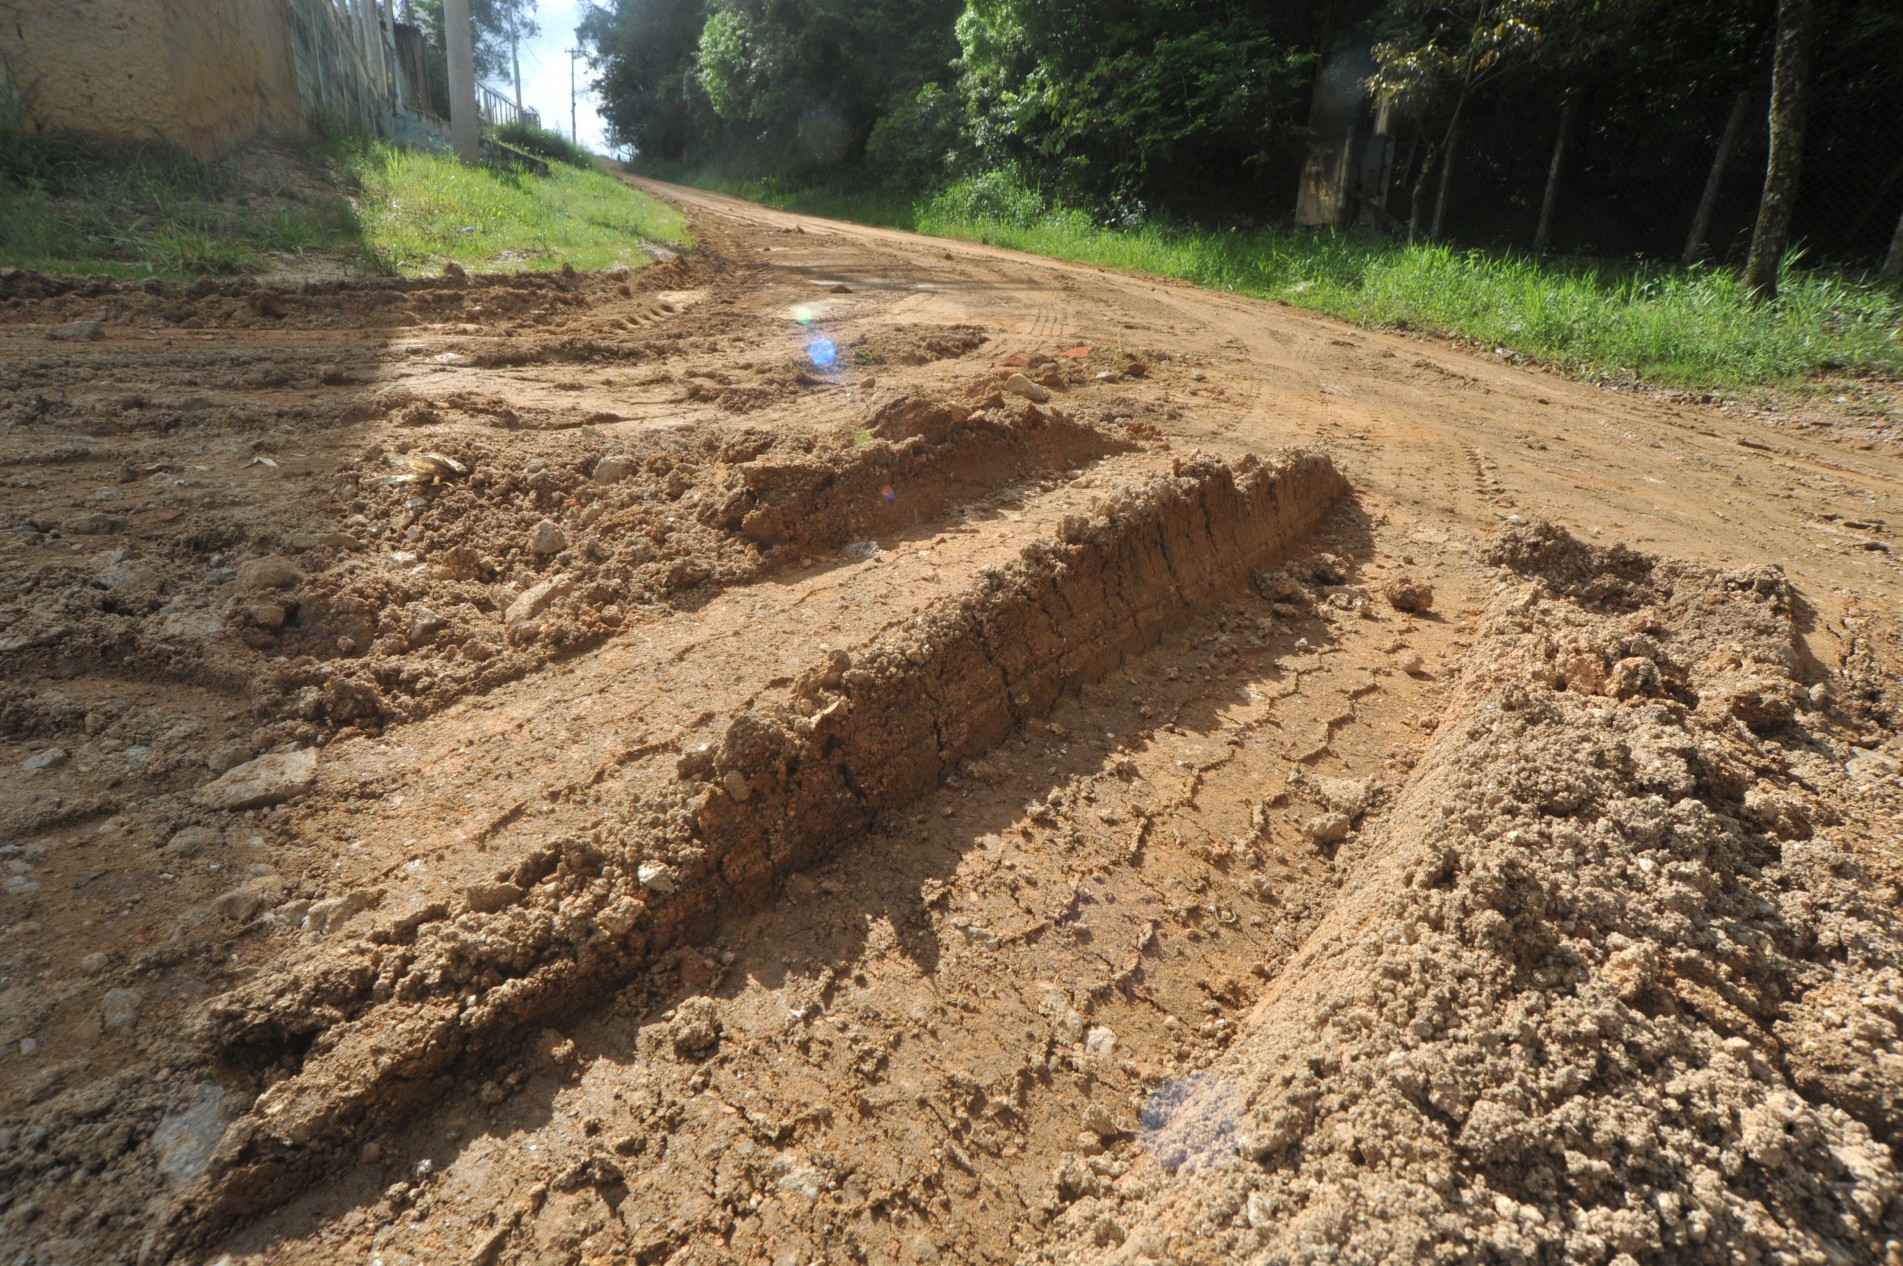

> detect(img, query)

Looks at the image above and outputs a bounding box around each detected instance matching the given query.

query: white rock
[504,574,573,634]
[1305,812,1352,845]
[1003,373,1052,404]
[21,748,68,771]
[306,889,374,936]
[193,748,318,810]
[593,455,635,483]
[637,861,678,894]
[1084,1026,1118,1058]
[528,519,567,555]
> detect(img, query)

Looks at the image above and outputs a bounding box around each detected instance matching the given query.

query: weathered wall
[1,0,419,159]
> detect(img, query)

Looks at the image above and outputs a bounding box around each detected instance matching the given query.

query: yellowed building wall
[2,0,308,158]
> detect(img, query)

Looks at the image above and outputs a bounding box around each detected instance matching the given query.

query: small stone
[66,512,125,535]
[1082,1104,1120,1139]
[593,455,634,484]
[465,881,525,913]
[1003,373,1052,404]
[670,996,721,1056]
[166,825,220,855]
[21,747,68,771]
[19,1037,39,1055]
[1396,650,1426,675]
[722,769,753,803]
[1382,575,1434,612]
[1305,812,1352,845]
[81,952,110,974]
[443,260,466,280]
[637,861,678,894]
[408,606,449,643]
[362,1141,383,1165]
[212,885,268,922]
[859,376,876,389]
[504,574,573,636]
[152,1085,240,1187]
[306,889,374,936]
[316,532,361,551]
[205,743,251,775]
[193,748,318,811]
[47,320,104,342]
[235,556,304,592]
[1084,1026,1117,1058]
[528,519,567,555]
[101,987,144,1029]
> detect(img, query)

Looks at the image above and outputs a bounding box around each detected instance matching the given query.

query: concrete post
[445,0,481,163]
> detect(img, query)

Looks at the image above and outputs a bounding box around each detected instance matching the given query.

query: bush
[492,120,596,169]
[919,168,1045,229]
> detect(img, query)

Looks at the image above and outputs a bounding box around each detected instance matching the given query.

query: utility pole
[566,47,583,144]
[446,0,480,163]
[510,8,524,112]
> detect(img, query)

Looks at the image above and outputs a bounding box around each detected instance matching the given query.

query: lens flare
[807,337,838,368]
[880,484,897,504]
[792,306,816,326]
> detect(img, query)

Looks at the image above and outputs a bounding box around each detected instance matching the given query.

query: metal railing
[477,83,540,130]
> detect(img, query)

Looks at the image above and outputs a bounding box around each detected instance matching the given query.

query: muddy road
[1,179,1900,1266]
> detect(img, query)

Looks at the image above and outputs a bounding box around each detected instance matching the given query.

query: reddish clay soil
[1,178,1900,1266]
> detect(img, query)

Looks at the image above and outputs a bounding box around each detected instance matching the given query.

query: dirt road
[1,179,1899,1265]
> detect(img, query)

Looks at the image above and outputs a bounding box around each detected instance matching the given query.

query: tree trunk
[1683,89,1752,266]
[1742,0,1818,300]
[1431,130,1453,241]
[1409,143,1440,245]
[1882,204,1903,287]
[1534,95,1581,256]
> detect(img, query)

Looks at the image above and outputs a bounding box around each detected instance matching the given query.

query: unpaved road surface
[2,178,1901,1266]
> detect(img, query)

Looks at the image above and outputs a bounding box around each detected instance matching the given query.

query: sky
[507,1,615,155]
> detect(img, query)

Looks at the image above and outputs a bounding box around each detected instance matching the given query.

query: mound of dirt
[1043,524,1903,1265]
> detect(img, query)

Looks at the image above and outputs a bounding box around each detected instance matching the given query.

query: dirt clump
[1047,524,1903,1265]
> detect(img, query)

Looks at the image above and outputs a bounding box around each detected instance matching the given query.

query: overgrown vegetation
[343,140,686,274]
[0,131,361,277]
[493,119,597,170]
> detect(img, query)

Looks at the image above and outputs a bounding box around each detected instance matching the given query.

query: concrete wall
[0,0,434,158]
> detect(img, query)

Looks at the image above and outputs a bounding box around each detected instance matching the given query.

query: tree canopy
[569,0,1902,268]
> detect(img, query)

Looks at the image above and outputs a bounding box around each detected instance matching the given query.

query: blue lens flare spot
[881,484,897,504]
[807,337,838,368]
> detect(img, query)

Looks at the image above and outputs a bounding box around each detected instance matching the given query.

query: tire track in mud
[142,450,1349,1254]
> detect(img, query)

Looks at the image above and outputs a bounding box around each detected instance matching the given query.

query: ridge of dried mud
[1047,524,1903,1265]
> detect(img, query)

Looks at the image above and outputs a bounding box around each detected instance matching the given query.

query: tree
[1368,0,1544,243]
[1742,0,1818,298]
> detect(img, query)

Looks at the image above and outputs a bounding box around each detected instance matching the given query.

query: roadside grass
[491,119,597,170]
[919,207,1903,387]
[634,162,1902,389]
[344,141,688,275]
[0,125,688,280]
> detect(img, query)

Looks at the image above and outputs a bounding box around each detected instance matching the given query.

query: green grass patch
[638,162,1902,389]
[920,206,1903,386]
[0,136,360,278]
[346,141,688,275]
